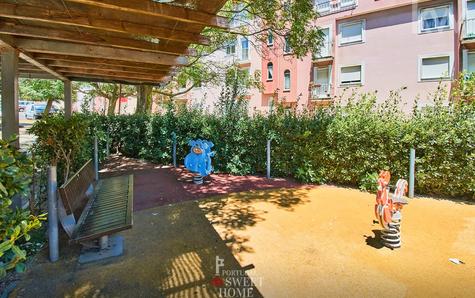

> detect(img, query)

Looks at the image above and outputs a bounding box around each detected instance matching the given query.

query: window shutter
[421,56,449,79]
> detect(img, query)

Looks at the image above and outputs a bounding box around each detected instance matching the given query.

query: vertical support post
[94,136,99,181]
[106,139,110,157]
[64,80,72,119]
[47,165,59,262]
[266,139,271,179]
[172,132,177,167]
[1,49,20,148]
[409,148,415,198]
[99,236,109,250]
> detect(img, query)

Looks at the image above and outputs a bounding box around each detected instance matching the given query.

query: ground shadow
[364,230,385,249]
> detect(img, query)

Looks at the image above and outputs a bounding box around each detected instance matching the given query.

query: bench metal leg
[78,235,124,264]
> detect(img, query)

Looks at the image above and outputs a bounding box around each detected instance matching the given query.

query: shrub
[0,138,45,277]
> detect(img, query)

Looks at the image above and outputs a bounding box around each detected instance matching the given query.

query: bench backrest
[58,160,95,217]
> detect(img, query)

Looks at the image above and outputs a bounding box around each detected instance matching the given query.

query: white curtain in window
[421,6,449,30]
[341,66,361,83]
[421,56,449,79]
[341,22,363,44]
[284,70,291,90]
[267,63,273,80]
[467,53,475,72]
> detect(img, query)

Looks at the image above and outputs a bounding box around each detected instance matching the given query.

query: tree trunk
[136,85,153,114]
[107,92,119,116]
[43,98,54,117]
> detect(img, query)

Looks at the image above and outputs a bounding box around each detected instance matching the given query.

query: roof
[0,0,228,85]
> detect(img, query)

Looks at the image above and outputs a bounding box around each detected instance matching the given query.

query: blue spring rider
[184,139,215,184]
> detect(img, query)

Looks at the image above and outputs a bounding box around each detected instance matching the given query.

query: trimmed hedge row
[89,95,475,199]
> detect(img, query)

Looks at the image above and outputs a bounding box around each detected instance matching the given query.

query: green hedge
[87,95,474,199]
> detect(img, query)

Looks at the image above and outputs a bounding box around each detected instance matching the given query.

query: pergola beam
[0,22,193,56]
[49,62,170,75]
[0,34,68,80]
[64,0,229,29]
[66,74,165,85]
[56,67,166,82]
[14,38,188,66]
[0,2,209,45]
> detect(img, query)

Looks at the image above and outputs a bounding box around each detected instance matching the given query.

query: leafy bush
[359,172,379,193]
[86,93,474,199]
[0,138,45,277]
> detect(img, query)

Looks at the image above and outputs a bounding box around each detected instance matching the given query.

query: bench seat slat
[72,175,134,243]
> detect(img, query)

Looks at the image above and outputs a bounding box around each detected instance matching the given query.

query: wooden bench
[57,159,133,263]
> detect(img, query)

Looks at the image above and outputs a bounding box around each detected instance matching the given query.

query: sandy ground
[199,186,475,298]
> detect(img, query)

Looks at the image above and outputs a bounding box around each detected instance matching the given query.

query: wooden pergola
[0,0,228,147]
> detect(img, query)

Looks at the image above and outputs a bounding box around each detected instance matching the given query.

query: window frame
[284,36,292,54]
[283,69,291,91]
[338,19,365,46]
[241,37,249,61]
[418,53,453,81]
[225,40,236,56]
[339,64,364,86]
[418,4,453,33]
[267,62,274,81]
[267,31,274,47]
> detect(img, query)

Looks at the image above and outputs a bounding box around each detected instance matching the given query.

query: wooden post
[1,48,20,148]
[64,80,72,119]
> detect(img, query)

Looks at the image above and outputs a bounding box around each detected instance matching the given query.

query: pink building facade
[262,0,475,112]
[184,0,475,113]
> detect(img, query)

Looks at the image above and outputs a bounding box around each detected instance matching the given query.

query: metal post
[409,148,415,198]
[172,132,177,167]
[47,165,59,262]
[94,136,99,181]
[106,139,110,157]
[99,236,109,250]
[266,140,271,179]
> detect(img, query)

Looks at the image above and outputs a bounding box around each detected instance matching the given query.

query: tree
[19,79,65,116]
[154,0,323,103]
[79,83,136,115]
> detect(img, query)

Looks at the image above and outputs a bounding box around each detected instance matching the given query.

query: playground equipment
[374,171,409,249]
[184,139,215,184]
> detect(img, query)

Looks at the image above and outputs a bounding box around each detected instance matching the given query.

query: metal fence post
[47,165,59,262]
[409,148,415,198]
[106,138,110,158]
[172,132,177,168]
[266,140,271,179]
[94,136,99,181]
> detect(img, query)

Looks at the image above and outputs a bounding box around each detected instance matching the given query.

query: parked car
[19,100,33,112]
[25,103,57,120]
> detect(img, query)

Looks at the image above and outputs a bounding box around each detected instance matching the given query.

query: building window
[226,40,236,55]
[339,20,365,45]
[467,52,475,72]
[420,5,451,32]
[284,36,291,54]
[267,62,273,81]
[284,70,291,90]
[340,65,362,85]
[241,37,249,60]
[420,55,451,80]
[267,31,274,46]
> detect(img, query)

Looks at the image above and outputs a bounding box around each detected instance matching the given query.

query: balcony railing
[313,41,333,59]
[311,83,332,99]
[315,0,357,16]
[464,18,475,39]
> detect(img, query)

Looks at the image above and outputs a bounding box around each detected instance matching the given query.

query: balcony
[313,41,333,62]
[463,18,475,40]
[310,83,332,99]
[315,0,357,16]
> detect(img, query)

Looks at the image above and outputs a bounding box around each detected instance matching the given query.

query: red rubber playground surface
[99,155,308,211]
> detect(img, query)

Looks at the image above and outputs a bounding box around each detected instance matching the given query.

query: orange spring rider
[374,170,409,248]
